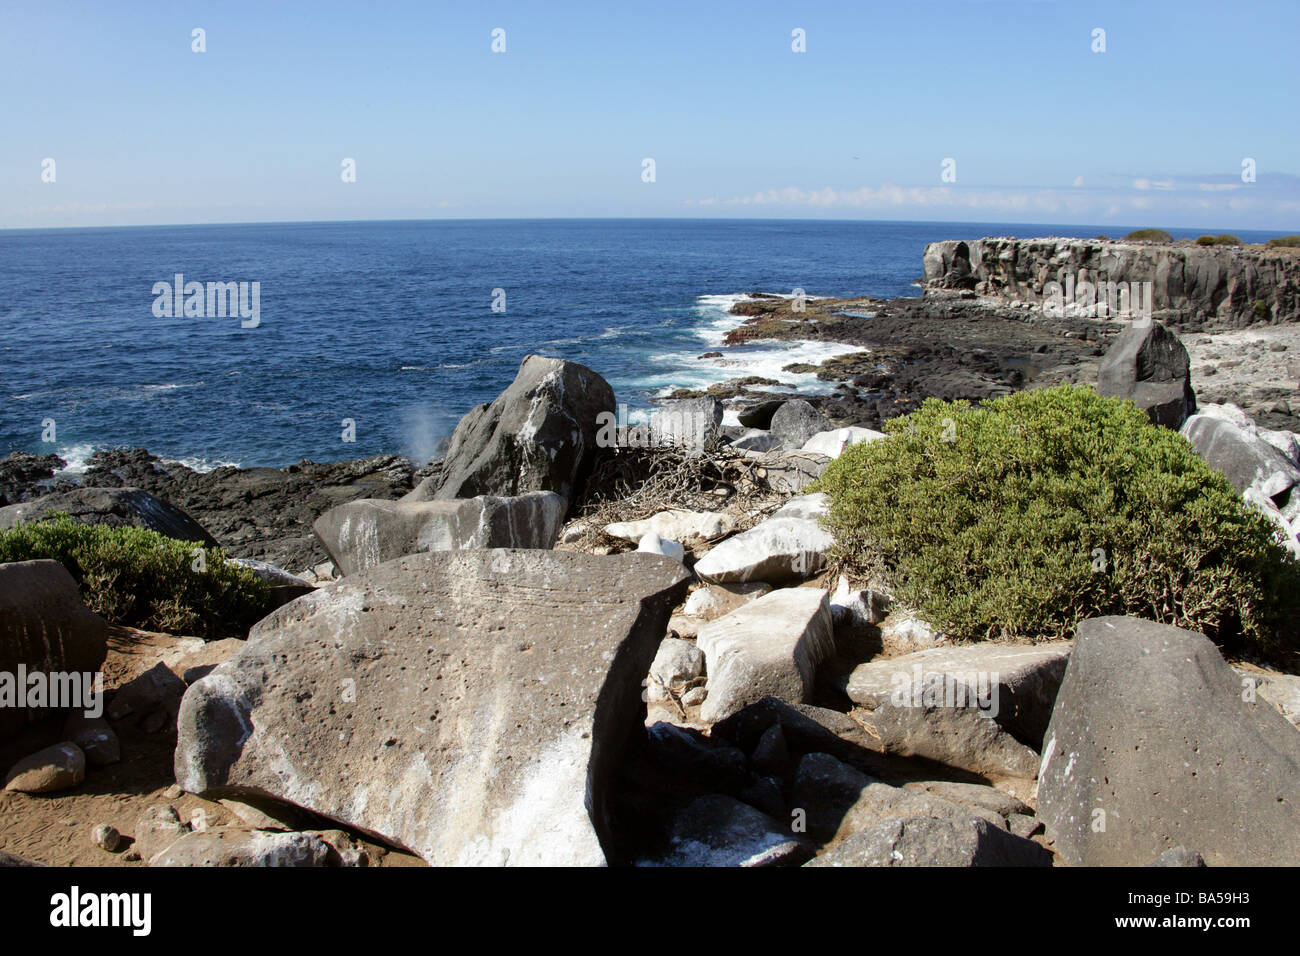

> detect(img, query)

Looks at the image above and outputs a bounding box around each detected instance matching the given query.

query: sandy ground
[0,627,424,867]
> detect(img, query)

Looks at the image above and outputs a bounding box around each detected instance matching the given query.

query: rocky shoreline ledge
[3,236,1299,868]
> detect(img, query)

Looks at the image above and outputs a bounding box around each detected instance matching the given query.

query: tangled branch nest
[563,442,787,553]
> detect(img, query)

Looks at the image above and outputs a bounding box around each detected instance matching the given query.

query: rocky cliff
[923,237,1300,329]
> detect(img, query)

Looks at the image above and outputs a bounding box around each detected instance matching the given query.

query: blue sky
[3,0,1297,230]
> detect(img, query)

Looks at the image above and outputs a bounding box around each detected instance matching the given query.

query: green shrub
[1124,228,1172,242]
[811,386,1300,666]
[1266,235,1300,248]
[0,514,270,637]
[1196,234,1243,246]
[1255,299,1272,321]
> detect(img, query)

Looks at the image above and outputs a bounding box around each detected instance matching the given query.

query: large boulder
[1038,616,1300,866]
[841,642,1072,748]
[1096,321,1196,429]
[410,355,615,505]
[693,493,833,584]
[865,700,1042,780]
[695,588,834,723]
[174,549,690,866]
[0,487,217,545]
[769,400,833,448]
[0,560,109,739]
[313,491,565,576]
[1180,412,1300,503]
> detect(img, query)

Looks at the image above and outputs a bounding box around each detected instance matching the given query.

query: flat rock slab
[605,509,737,545]
[808,814,1051,867]
[175,549,689,866]
[693,493,833,584]
[842,641,1072,748]
[149,828,334,867]
[1038,615,1300,866]
[314,491,565,576]
[696,587,834,724]
[867,701,1042,780]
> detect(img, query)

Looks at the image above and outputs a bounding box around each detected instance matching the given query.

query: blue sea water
[0,218,1282,470]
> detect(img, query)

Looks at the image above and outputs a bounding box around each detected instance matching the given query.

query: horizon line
[2,213,1295,238]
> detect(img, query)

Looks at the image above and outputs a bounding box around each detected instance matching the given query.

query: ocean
[0,218,1280,471]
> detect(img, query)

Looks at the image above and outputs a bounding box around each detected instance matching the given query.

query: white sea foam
[635,294,866,401]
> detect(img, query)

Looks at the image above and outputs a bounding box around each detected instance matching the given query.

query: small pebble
[91,823,121,852]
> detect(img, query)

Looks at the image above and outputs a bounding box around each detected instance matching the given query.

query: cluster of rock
[4,304,1300,865]
[923,237,1300,328]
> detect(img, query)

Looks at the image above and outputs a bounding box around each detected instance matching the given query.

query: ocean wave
[140,382,203,391]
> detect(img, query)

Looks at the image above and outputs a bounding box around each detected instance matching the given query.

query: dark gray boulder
[175,549,690,866]
[1180,413,1300,502]
[411,355,615,506]
[0,487,217,545]
[1096,321,1196,428]
[1038,615,1300,866]
[769,400,833,449]
[0,560,109,740]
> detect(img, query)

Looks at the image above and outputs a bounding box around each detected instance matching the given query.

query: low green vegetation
[0,514,269,637]
[812,386,1300,666]
[1196,234,1243,246]
[1124,228,1172,242]
[1266,235,1300,248]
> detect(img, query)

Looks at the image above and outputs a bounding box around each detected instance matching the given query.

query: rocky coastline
[3,236,1299,868]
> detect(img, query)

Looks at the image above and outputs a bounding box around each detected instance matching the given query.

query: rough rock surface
[313,491,565,576]
[1181,412,1300,502]
[649,397,723,453]
[0,560,109,739]
[801,426,886,459]
[650,795,810,867]
[416,355,616,505]
[0,486,217,545]
[842,641,1072,748]
[695,588,834,723]
[808,814,1051,867]
[4,741,85,793]
[866,701,1042,779]
[923,237,1300,328]
[1096,321,1196,428]
[604,509,737,546]
[1038,615,1300,867]
[149,828,334,867]
[770,400,834,448]
[175,549,690,866]
[693,493,833,584]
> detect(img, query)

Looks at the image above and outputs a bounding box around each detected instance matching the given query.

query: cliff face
[923,238,1300,328]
